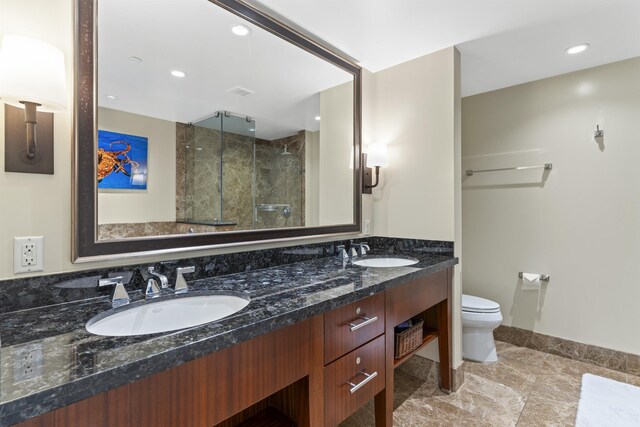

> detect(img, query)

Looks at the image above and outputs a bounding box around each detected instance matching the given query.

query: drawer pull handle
[347,370,378,394]
[348,315,378,331]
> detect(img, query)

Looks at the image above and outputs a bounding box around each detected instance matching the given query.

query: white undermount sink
[352,257,419,268]
[86,294,250,337]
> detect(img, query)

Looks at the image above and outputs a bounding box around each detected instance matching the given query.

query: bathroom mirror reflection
[93,0,357,241]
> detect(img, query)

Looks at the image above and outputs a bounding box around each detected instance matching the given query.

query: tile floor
[341,341,640,426]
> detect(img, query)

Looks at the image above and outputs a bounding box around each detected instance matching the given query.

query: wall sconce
[0,35,67,174]
[362,143,388,194]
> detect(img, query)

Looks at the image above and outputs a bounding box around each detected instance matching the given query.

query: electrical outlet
[363,220,371,235]
[14,236,44,273]
[13,343,43,383]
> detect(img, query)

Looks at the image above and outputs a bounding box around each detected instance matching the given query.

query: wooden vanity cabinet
[324,335,385,426]
[322,294,386,426]
[14,268,452,427]
[15,319,314,427]
[375,268,451,427]
[323,292,385,364]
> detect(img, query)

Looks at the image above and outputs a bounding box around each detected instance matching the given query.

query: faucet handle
[98,277,130,308]
[336,245,348,259]
[175,266,195,294]
[145,278,161,299]
[354,242,370,256]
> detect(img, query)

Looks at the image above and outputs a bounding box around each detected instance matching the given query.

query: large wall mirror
[74,0,362,260]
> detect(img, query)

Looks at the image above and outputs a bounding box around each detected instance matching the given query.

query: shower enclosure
[178,111,305,230]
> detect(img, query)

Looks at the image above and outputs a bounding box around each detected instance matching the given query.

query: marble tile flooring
[341,341,640,426]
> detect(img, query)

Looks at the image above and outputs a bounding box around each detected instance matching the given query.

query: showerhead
[281,145,292,155]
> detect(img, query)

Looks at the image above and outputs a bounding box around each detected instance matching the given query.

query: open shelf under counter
[393,327,439,368]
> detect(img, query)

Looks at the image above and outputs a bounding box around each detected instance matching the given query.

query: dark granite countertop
[0,248,456,426]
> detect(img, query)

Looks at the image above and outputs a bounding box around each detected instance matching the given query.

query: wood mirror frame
[73,0,362,261]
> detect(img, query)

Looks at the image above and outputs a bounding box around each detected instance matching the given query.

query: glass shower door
[183,113,222,225]
[219,113,255,228]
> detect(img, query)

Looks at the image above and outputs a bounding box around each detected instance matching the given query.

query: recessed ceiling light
[231,25,251,36]
[565,43,590,55]
[128,56,142,62]
[248,128,255,131]
[106,95,117,100]
[171,70,186,78]
[314,116,321,121]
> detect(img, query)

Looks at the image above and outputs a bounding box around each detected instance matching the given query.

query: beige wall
[369,48,463,367]
[305,130,320,227]
[360,70,376,235]
[319,81,355,225]
[371,48,458,241]
[97,108,176,224]
[462,57,640,355]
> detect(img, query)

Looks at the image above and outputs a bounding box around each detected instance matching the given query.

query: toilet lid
[462,294,500,313]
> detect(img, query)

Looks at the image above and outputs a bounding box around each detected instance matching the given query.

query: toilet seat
[462,294,500,314]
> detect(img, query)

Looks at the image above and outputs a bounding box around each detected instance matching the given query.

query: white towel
[576,374,640,427]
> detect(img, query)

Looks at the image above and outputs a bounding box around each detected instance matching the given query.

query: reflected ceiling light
[231,25,251,36]
[128,56,142,62]
[565,43,590,55]
[171,70,186,78]
[106,95,117,100]
[314,116,321,121]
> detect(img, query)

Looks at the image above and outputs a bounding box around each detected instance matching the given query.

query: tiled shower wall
[255,131,305,229]
[176,123,305,231]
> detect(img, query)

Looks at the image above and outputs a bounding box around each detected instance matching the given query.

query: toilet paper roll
[521,272,541,291]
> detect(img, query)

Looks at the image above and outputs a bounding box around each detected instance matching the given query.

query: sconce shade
[366,143,388,168]
[0,35,66,112]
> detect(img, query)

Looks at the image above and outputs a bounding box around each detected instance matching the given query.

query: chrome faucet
[98,277,130,308]
[337,242,360,259]
[174,266,195,294]
[352,242,370,257]
[148,266,168,289]
[336,244,357,259]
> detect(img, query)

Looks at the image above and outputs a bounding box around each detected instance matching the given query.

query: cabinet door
[324,293,385,364]
[324,335,385,427]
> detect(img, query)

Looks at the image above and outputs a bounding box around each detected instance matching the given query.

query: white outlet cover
[13,342,43,383]
[363,220,371,235]
[14,236,44,274]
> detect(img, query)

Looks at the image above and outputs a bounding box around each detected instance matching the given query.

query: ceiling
[98,0,352,140]
[98,0,640,137]
[249,0,640,96]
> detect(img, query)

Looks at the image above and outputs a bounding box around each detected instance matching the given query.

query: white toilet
[461,294,503,363]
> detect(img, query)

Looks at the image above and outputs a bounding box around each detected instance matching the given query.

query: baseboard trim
[495,325,640,376]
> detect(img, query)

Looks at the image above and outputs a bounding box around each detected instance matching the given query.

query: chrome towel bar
[465,163,552,177]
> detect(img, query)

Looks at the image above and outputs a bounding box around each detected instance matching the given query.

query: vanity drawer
[324,293,385,364]
[324,334,385,427]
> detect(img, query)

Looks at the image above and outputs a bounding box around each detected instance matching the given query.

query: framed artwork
[97,130,148,190]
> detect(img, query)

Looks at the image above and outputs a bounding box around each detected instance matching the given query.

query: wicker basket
[394,318,424,359]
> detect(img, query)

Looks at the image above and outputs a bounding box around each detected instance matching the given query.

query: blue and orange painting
[97,130,148,190]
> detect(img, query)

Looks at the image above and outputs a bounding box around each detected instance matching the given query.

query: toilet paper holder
[518,272,550,281]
